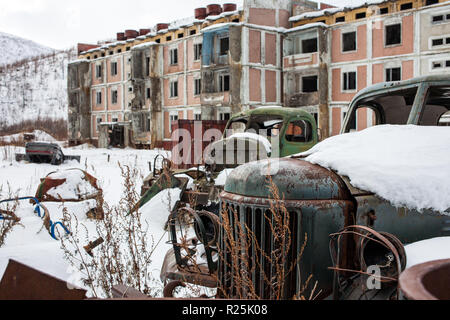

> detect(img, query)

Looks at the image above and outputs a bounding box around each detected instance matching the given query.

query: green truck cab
[204,106,318,169]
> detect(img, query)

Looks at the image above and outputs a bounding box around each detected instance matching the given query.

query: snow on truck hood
[297,125,450,213]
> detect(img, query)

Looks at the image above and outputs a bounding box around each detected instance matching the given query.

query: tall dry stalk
[60,162,160,298]
[216,175,318,300]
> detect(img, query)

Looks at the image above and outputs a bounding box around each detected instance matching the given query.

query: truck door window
[419,86,450,126]
[285,120,313,142]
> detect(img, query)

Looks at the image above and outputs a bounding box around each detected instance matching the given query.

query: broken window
[302,75,318,93]
[156,39,161,43]
[96,91,102,104]
[194,43,202,61]
[386,67,401,82]
[380,7,389,14]
[190,29,197,36]
[285,120,313,142]
[426,0,439,5]
[146,57,150,76]
[95,64,102,78]
[111,90,118,104]
[111,62,118,76]
[400,2,413,10]
[342,31,356,52]
[432,15,444,23]
[170,48,178,65]
[336,16,345,23]
[178,33,184,39]
[194,78,202,95]
[220,37,229,56]
[302,38,318,53]
[385,24,401,46]
[219,74,230,92]
[343,71,356,91]
[166,36,172,41]
[170,80,178,98]
[146,88,151,99]
[355,12,366,19]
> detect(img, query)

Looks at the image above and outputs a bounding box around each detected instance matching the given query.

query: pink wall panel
[249,30,261,64]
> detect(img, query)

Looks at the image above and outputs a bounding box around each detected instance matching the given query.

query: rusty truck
[160,75,450,300]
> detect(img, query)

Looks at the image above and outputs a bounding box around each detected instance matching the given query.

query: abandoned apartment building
[67,0,450,148]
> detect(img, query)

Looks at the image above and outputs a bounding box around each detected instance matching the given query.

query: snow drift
[299,125,450,213]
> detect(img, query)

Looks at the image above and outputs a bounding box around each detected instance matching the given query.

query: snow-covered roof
[289,0,388,22]
[298,125,450,213]
[131,42,158,50]
[285,22,329,33]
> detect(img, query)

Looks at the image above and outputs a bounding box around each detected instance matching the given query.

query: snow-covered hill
[0,32,55,67]
[0,47,77,127]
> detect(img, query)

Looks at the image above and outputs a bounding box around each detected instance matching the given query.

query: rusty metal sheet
[0,259,87,300]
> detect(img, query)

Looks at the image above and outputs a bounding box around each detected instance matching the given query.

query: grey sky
[0,0,365,50]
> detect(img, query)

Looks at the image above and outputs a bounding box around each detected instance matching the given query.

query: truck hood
[223,157,353,201]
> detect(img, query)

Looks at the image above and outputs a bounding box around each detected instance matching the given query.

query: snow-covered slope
[0,47,77,127]
[0,32,55,66]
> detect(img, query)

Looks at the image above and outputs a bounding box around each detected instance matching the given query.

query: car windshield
[225,115,284,139]
[343,85,450,133]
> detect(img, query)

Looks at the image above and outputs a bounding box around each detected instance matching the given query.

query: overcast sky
[0,0,365,50]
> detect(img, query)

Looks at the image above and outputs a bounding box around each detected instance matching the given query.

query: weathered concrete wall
[67,60,91,144]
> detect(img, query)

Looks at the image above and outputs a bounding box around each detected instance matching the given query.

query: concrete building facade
[68,0,450,148]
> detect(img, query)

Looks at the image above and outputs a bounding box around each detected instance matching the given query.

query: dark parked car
[15,142,80,165]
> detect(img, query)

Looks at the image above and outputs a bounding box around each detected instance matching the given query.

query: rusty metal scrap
[0,259,87,300]
[84,237,104,257]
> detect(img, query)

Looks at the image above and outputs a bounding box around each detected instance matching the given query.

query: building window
[96,91,102,104]
[194,43,202,61]
[128,86,133,92]
[96,117,102,131]
[355,12,366,19]
[400,2,413,10]
[178,33,184,39]
[336,16,345,23]
[117,49,122,53]
[156,39,160,43]
[380,7,389,14]
[146,88,151,99]
[302,38,318,53]
[169,114,178,132]
[343,71,356,91]
[431,60,450,70]
[190,29,197,36]
[342,31,356,52]
[220,113,230,121]
[220,37,229,56]
[431,36,450,47]
[219,74,230,92]
[166,36,172,41]
[112,117,118,123]
[146,57,150,76]
[170,48,178,65]
[111,61,118,76]
[170,80,178,98]
[385,24,401,46]
[195,113,202,121]
[111,90,118,104]
[426,0,439,5]
[194,78,202,95]
[432,13,450,24]
[302,75,318,93]
[109,51,113,55]
[126,47,130,51]
[95,64,102,78]
[386,67,401,82]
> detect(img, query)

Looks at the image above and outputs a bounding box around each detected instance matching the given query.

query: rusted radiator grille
[218,199,303,299]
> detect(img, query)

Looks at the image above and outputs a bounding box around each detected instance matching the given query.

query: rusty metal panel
[0,260,87,300]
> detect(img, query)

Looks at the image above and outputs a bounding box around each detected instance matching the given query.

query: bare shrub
[60,163,162,298]
[0,117,67,142]
[0,186,21,248]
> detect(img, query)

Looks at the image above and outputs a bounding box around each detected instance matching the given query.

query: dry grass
[60,162,161,298]
[0,117,68,142]
[0,185,21,248]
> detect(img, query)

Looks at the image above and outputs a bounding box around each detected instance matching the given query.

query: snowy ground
[0,143,175,296]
